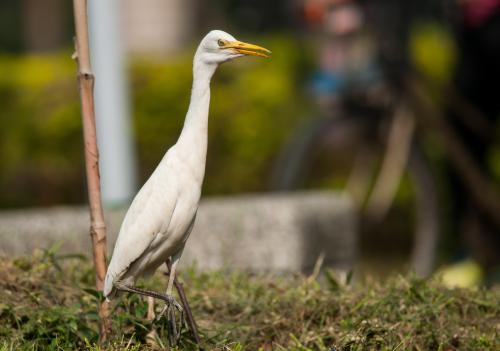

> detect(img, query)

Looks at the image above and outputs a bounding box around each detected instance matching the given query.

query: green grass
[0,249,498,350]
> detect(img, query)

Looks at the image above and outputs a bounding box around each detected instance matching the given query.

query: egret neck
[176,61,217,183]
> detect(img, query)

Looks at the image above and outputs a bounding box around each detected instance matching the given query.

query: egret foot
[156,294,183,318]
[114,282,184,346]
[156,296,184,347]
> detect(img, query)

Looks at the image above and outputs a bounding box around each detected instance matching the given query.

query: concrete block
[0,192,358,272]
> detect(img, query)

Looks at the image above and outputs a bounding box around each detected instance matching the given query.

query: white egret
[103,30,270,343]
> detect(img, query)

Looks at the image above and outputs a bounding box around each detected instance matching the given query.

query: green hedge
[0,36,310,208]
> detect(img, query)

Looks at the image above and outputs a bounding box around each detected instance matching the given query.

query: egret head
[195,30,271,66]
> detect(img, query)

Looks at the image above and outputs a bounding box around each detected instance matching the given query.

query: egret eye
[217,39,225,47]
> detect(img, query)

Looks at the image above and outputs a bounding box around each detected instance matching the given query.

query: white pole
[88,0,137,207]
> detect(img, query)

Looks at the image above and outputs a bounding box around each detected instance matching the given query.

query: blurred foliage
[0,53,83,207]
[409,21,456,86]
[0,36,310,208]
[1,28,498,212]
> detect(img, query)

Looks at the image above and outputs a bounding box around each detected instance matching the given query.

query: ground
[0,248,498,350]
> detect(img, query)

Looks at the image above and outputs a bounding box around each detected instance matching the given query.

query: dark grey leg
[165,259,203,349]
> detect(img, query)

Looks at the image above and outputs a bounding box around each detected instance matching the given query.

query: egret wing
[104,174,177,297]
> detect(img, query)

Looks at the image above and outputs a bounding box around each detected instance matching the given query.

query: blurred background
[0,0,499,285]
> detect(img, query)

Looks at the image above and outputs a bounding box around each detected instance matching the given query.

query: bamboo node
[91,221,107,230]
[90,227,108,243]
[78,72,94,80]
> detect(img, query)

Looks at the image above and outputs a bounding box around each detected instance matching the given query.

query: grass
[0,248,498,350]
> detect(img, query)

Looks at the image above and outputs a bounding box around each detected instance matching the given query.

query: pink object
[461,0,500,27]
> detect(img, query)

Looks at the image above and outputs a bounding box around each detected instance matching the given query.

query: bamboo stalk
[72,0,110,342]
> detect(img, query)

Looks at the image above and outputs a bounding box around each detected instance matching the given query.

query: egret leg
[158,257,183,344]
[156,257,181,323]
[114,281,182,309]
[156,251,183,321]
[166,257,179,296]
[165,259,203,348]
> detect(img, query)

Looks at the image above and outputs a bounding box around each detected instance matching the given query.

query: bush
[0,36,310,208]
[0,54,83,207]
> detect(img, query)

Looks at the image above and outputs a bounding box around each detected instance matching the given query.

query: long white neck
[175,58,217,181]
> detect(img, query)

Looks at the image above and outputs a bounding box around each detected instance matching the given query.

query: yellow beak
[223,40,271,58]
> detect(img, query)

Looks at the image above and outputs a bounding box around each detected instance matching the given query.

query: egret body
[103,30,270,335]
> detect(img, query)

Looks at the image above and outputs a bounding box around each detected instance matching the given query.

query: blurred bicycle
[272,0,500,278]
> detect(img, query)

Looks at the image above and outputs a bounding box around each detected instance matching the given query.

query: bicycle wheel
[271,113,439,277]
